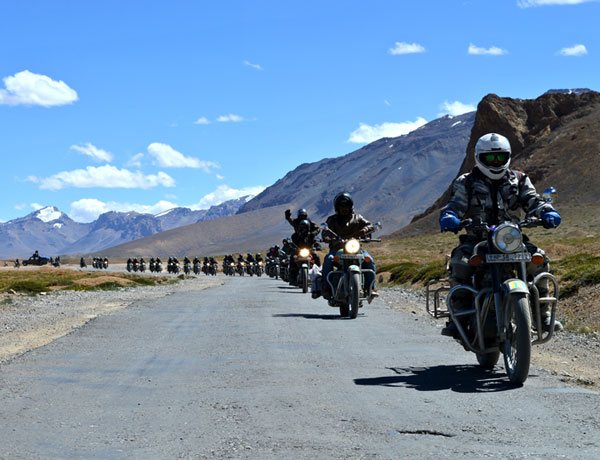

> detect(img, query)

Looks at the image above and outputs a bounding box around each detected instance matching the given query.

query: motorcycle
[168,260,180,274]
[279,255,290,282]
[236,261,245,276]
[289,243,319,294]
[139,260,146,272]
[224,262,235,276]
[126,260,133,272]
[209,262,218,276]
[428,217,559,384]
[254,261,264,277]
[183,260,192,275]
[103,258,109,269]
[193,261,201,275]
[320,224,381,319]
[266,257,280,279]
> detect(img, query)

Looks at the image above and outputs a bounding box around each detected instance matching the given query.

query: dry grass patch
[0,267,171,294]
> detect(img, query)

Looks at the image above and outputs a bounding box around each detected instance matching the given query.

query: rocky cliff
[403,90,600,236]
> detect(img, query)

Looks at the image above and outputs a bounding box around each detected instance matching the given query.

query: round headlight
[492,223,523,253]
[344,239,361,254]
[299,248,310,258]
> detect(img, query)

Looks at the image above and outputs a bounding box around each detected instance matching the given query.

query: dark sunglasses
[482,152,509,163]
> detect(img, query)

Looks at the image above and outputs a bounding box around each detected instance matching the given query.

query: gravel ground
[1,274,599,389]
[0,272,222,364]
[379,287,600,388]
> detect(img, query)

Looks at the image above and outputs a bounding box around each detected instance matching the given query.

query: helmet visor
[480,151,509,168]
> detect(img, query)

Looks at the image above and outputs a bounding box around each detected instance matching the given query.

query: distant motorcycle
[224,262,235,276]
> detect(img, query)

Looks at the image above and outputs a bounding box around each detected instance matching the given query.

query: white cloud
[69,198,178,223]
[243,60,264,71]
[126,153,144,168]
[194,117,211,125]
[518,0,595,7]
[70,143,113,163]
[216,174,225,180]
[468,43,508,56]
[217,114,245,123]
[384,100,391,107]
[347,117,428,144]
[147,142,218,171]
[29,165,175,190]
[438,100,476,117]
[30,203,45,211]
[559,44,588,56]
[0,70,78,107]
[191,184,265,210]
[388,42,426,55]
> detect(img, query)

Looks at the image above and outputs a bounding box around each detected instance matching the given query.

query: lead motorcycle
[428,217,559,384]
[320,223,381,319]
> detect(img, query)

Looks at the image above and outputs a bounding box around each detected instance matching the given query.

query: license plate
[486,253,531,263]
[340,254,361,260]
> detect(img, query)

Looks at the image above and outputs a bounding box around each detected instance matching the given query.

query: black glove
[285,209,291,219]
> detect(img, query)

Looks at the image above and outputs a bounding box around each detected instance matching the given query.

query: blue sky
[1,0,598,222]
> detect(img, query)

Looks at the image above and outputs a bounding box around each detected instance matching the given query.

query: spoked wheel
[349,272,360,319]
[503,293,532,384]
[302,267,309,293]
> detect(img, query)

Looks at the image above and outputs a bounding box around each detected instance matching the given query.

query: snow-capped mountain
[0,198,251,258]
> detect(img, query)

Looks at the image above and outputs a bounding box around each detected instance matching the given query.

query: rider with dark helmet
[285,208,320,235]
[318,192,376,299]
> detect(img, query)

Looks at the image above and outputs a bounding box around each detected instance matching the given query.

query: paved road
[1,276,599,459]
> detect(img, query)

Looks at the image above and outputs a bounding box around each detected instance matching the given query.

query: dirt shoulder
[380,287,600,389]
[0,275,222,364]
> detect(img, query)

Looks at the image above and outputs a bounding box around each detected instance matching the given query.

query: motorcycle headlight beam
[299,248,310,258]
[492,223,523,253]
[344,239,361,254]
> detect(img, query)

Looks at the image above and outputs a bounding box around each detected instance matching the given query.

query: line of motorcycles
[223,260,265,277]
[266,225,382,321]
[84,257,108,269]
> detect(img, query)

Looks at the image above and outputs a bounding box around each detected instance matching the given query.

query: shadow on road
[272,313,350,320]
[354,365,521,393]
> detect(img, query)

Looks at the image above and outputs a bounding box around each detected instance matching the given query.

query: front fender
[348,264,361,273]
[502,279,529,295]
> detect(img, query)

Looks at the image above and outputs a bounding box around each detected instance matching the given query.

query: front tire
[476,351,500,369]
[503,293,532,384]
[349,272,360,319]
[301,267,309,294]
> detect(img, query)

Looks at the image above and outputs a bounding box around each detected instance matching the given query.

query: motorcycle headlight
[299,248,310,258]
[230,263,235,266]
[344,239,361,254]
[492,223,523,253]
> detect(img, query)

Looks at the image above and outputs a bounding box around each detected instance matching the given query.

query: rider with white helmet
[439,132,562,335]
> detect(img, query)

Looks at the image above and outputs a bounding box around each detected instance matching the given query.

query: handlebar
[443,217,544,234]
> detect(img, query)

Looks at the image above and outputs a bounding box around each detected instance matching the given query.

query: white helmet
[474,133,511,180]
